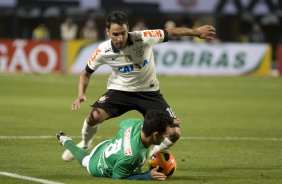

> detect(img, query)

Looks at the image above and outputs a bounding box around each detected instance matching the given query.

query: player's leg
[62,90,132,161]
[62,107,109,161]
[169,119,181,141]
[81,90,134,148]
[149,120,181,157]
[81,107,110,148]
[57,131,89,165]
[134,91,181,156]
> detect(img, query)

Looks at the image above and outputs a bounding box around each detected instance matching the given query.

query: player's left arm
[166,25,216,40]
[124,172,152,180]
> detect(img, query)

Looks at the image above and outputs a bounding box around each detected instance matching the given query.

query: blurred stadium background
[1,0,282,184]
[0,0,281,75]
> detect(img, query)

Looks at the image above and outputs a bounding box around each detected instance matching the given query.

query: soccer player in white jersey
[57,111,174,180]
[62,11,216,161]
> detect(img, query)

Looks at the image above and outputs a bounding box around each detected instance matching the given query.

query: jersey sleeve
[125,172,152,180]
[140,29,167,46]
[112,159,152,180]
[86,47,104,73]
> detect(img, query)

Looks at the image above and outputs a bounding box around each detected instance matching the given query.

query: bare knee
[168,127,181,143]
[87,108,110,127]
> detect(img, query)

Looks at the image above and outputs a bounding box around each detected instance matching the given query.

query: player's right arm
[71,70,91,110]
[71,48,103,110]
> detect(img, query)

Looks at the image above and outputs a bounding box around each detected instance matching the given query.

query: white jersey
[86,29,167,92]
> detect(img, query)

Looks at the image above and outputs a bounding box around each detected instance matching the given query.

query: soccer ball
[148,151,177,176]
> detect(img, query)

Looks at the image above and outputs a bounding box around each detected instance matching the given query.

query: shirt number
[104,138,122,158]
[166,107,176,118]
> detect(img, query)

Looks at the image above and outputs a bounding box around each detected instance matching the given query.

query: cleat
[56,131,72,146]
[61,140,92,162]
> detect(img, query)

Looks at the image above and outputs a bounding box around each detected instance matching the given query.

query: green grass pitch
[0,74,282,184]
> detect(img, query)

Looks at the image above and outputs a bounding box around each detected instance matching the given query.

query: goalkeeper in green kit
[57,111,177,180]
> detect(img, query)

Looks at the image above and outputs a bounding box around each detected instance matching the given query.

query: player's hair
[106,11,128,29]
[142,111,173,137]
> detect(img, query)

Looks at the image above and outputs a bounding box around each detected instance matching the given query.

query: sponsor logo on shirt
[111,56,119,60]
[111,55,132,62]
[134,38,143,42]
[88,48,101,66]
[117,59,149,73]
[143,30,162,38]
[105,47,112,53]
[124,127,132,156]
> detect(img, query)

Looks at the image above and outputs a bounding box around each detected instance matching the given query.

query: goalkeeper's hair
[142,110,173,137]
[106,11,128,29]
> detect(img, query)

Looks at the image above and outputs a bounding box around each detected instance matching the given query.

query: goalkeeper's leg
[62,108,110,161]
[60,118,98,162]
[57,131,89,165]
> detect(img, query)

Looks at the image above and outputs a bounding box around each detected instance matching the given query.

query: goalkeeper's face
[107,23,129,50]
[154,126,169,145]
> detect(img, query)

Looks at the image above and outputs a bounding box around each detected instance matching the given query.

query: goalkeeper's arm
[113,166,166,180]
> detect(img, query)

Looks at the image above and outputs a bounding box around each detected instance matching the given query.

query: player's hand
[71,95,87,110]
[150,166,166,181]
[196,25,216,40]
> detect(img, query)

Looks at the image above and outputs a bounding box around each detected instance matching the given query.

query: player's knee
[87,113,97,127]
[87,108,109,126]
[87,112,101,127]
[168,127,181,142]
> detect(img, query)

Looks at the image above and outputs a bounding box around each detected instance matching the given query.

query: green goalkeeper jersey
[87,118,149,179]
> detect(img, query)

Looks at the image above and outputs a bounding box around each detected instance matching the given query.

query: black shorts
[92,89,176,118]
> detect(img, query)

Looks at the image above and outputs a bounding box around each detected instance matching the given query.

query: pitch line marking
[0,171,64,184]
[0,136,282,141]
[0,136,83,139]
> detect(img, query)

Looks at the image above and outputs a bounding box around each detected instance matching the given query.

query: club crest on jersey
[133,46,144,57]
[97,95,109,103]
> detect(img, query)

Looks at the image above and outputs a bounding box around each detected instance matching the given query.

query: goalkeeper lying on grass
[57,110,179,180]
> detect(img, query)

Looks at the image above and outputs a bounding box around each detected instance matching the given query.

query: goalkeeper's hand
[150,166,166,181]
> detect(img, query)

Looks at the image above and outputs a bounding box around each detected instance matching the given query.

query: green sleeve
[125,172,152,180]
[112,158,138,179]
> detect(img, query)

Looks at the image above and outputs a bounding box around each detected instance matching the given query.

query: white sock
[81,119,98,148]
[149,137,174,157]
[82,155,90,168]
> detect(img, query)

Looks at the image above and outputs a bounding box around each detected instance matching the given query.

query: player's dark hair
[106,11,128,29]
[142,111,174,137]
